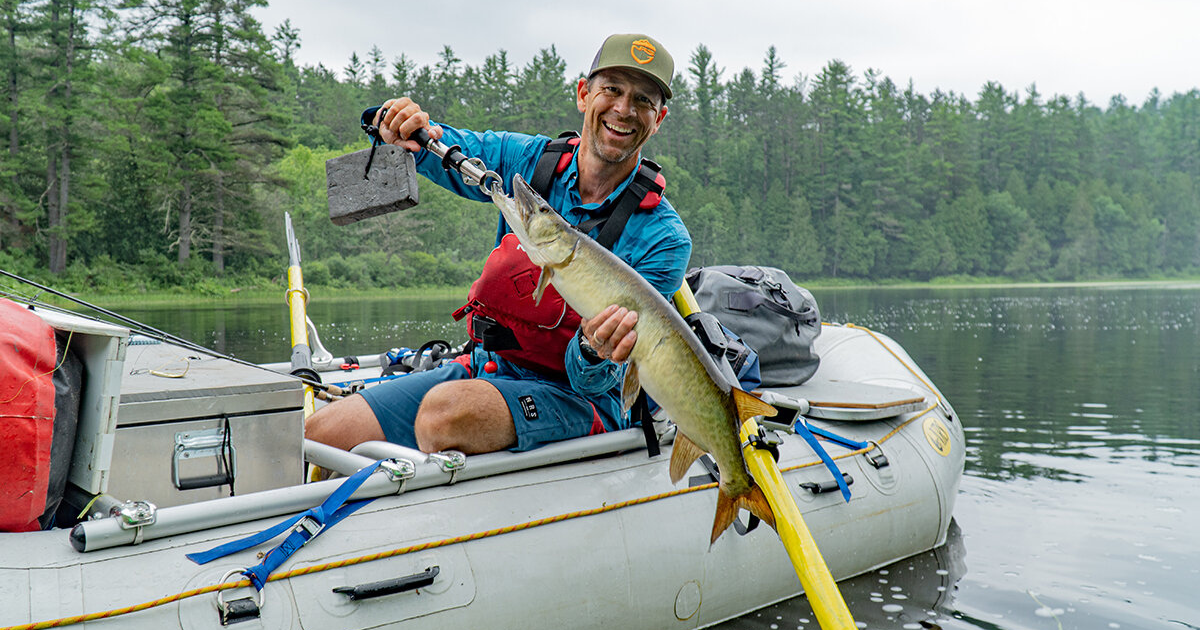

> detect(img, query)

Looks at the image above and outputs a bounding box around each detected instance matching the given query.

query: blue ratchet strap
[791,421,853,503]
[186,460,385,590]
[805,423,869,451]
[329,373,408,389]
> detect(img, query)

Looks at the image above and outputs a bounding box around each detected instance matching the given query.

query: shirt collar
[562,150,642,214]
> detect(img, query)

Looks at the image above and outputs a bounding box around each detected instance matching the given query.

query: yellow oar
[283,212,316,418]
[673,284,855,630]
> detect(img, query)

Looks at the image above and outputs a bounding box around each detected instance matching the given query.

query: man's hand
[579,305,638,363]
[374,97,444,152]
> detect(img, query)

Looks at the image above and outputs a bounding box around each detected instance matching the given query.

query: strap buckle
[294,514,324,543]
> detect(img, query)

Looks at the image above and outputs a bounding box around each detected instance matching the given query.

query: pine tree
[0,0,36,253]
[35,0,103,273]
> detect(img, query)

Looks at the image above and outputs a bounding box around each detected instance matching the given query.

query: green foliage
[3,14,1200,291]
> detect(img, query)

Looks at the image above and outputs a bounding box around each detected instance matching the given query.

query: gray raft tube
[70,428,649,553]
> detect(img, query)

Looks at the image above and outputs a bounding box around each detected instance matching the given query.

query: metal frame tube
[305,440,377,477]
[73,429,648,552]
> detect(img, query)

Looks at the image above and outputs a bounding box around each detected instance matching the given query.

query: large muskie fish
[495,173,779,544]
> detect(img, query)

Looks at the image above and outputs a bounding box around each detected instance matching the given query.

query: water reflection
[716,521,967,630]
[115,295,466,365]
[812,285,1200,482]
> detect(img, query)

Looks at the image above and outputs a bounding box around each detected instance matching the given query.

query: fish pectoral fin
[532,266,554,305]
[668,430,706,484]
[731,388,778,421]
[710,484,778,546]
[620,361,641,413]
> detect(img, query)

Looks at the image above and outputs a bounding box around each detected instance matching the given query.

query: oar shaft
[673,282,855,629]
[284,213,316,417]
[741,418,856,629]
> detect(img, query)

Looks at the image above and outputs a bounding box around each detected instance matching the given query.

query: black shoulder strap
[579,158,665,250]
[530,131,580,199]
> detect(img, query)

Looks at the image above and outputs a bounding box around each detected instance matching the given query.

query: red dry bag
[0,299,58,532]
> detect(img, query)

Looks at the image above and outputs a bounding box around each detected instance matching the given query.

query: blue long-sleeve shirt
[412,124,692,427]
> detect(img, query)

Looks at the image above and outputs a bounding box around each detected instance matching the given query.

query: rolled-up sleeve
[564,329,623,396]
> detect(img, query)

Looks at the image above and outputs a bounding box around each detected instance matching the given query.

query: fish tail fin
[709,484,778,545]
[710,490,739,546]
[743,483,777,531]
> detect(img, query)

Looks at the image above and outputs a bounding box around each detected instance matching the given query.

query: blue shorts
[359,347,616,452]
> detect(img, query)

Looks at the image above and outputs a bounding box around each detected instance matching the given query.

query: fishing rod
[0,269,347,399]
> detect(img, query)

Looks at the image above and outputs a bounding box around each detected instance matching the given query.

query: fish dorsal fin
[532,266,554,305]
[669,431,706,484]
[621,361,640,412]
[732,388,778,421]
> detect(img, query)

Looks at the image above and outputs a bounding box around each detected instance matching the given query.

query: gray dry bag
[685,265,821,386]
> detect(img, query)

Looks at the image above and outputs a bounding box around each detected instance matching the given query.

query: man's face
[577,68,668,166]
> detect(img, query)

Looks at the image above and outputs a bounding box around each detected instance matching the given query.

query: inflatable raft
[0,296,963,630]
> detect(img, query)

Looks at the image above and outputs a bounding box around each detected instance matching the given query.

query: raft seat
[766,379,927,421]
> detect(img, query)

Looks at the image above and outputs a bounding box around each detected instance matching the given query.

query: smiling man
[306,34,692,456]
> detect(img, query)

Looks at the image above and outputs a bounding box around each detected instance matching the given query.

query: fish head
[497,173,579,267]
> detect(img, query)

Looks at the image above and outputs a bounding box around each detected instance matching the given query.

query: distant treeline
[2,2,1198,295]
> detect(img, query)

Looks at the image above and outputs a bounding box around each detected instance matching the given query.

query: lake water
[116,283,1200,630]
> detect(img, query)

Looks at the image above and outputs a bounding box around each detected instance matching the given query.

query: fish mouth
[512,173,551,222]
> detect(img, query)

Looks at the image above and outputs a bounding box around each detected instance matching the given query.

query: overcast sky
[253,0,1198,107]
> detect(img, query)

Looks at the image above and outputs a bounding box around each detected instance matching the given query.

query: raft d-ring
[285,286,309,307]
[215,568,265,613]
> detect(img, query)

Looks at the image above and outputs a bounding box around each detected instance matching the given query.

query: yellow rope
[5,323,938,630]
[0,330,73,405]
[843,323,943,406]
[0,483,717,630]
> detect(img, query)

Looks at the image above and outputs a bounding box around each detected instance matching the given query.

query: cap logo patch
[630,39,655,65]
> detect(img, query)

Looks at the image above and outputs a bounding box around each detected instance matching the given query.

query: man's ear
[576,78,589,113]
[647,104,668,137]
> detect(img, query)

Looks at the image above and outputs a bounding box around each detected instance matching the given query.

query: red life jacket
[452,233,581,376]
[451,132,666,378]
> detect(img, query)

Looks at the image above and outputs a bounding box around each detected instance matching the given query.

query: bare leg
[304,394,386,452]
[414,379,516,454]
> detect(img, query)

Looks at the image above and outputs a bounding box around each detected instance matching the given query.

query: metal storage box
[110,340,304,508]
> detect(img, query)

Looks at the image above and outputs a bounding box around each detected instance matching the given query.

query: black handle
[408,127,432,148]
[799,473,854,495]
[332,566,440,600]
[176,471,234,491]
[360,105,432,148]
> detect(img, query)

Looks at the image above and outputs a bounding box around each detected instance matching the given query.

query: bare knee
[412,385,460,452]
[304,394,385,451]
[413,381,515,454]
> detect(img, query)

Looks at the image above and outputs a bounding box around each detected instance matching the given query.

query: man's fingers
[582,305,618,342]
[584,307,638,362]
[609,329,637,363]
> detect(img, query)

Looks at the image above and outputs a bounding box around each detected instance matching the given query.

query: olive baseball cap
[588,33,674,100]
